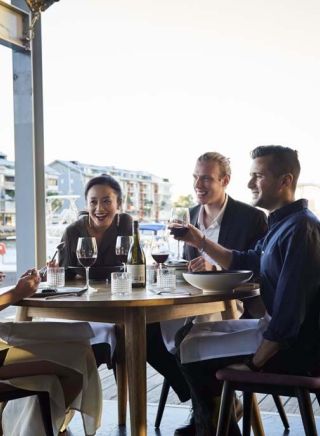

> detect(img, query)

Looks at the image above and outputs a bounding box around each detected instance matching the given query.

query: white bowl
[182,270,253,292]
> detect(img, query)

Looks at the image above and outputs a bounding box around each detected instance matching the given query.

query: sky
[1,0,320,202]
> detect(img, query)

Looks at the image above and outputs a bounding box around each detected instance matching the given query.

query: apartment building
[0,152,60,235]
[48,160,172,221]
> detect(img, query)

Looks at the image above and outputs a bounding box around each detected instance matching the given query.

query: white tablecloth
[0,322,102,436]
[180,314,270,364]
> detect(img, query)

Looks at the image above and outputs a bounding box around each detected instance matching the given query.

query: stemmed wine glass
[168,207,190,261]
[115,235,133,272]
[76,237,98,291]
[151,235,170,269]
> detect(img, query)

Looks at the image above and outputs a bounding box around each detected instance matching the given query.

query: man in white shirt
[148,152,267,436]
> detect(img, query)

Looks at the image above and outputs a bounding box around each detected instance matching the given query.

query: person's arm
[0,269,40,312]
[251,339,281,368]
[227,338,280,372]
[188,256,217,272]
[176,223,234,269]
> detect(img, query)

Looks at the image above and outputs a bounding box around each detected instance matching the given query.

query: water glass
[157,268,176,291]
[146,265,156,287]
[47,267,65,288]
[111,272,132,296]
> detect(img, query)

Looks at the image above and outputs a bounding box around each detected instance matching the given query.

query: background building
[48,160,172,221]
[0,153,60,238]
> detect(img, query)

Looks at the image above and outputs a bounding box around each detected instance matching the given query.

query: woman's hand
[14,269,41,300]
[47,259,58,268]
[188,257,217,272]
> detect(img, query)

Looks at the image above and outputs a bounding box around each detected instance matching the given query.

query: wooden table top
[10,281,260,308]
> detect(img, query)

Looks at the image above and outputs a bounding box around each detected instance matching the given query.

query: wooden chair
[0,382,54,436]
[216,368,320,436]
[155,376,290,433]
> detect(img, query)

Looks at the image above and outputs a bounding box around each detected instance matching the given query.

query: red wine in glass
[76,237,98,290]
[152,253,169,264]
[115,236,133,272]
[169,207,190,261]
[116,254,128,264]
[78,257,97,267]
[169,226,189,237]
[151,235,170,269]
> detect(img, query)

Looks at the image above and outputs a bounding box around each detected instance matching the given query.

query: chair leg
[243,391,252,436]
[272,394,290,430]
[37,392,54,436]
[154,378,170,428]
[216,381,234,436]
[251,394,265,436]
[296,388,317,436]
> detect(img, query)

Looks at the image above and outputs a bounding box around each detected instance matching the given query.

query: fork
[149,288,193,296]
[44,287,88,299]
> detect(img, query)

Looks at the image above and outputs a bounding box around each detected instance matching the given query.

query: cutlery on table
[44,287,88,299]
[149,288,193,296]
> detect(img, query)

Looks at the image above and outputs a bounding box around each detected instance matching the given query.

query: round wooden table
[12,282,260,436]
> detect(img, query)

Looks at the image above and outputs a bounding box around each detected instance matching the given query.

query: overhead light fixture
[25,0,60,40]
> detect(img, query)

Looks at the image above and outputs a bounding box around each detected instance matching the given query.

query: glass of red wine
[151,235,170,269]
[76,237,98,291]
[115,235,133,272]
[168,207,190,261]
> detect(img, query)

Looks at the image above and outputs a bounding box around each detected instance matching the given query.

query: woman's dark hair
[84,174,123,205]
[250,145,300,189]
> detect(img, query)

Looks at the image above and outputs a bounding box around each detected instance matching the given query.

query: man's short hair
[250,145,301,189]
[84,174,123,205]
[197,152,231,178]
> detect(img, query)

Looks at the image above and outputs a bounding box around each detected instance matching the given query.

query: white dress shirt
[197,195,228,267]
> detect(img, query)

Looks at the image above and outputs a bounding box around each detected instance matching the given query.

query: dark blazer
[183,196,267,259]
[59,213,132,279]
[183,197,267,318]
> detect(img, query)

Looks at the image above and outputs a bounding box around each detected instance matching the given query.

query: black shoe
[174,413,195,436]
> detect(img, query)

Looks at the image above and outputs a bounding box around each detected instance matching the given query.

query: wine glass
[115,235,133,272]
[168,207,190,261]
[76,237,98,291]
[151,235,170,269]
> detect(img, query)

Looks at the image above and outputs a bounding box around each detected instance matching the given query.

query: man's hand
[188,257,217,272]
[14,269,41,300]
[174,224,204,249]
[226,363,252,371]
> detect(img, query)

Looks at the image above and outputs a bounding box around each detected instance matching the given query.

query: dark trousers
[178,342,317,436]
[146,322,191,402]
[178,355,246,436]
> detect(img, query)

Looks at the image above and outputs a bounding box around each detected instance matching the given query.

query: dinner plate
[182,270,253,292]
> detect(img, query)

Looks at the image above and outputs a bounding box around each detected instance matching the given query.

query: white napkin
[180,316,270,364]
[0,322,94,346]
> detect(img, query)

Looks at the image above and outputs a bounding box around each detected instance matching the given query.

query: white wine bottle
[126,220,146,287]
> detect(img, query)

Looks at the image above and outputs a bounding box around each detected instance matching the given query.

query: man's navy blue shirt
[231,199,320,346]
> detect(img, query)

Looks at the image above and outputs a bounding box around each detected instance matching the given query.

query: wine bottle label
[126,265,145,284]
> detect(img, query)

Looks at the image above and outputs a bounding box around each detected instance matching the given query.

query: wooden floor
[68,399,320,436]
[82,364,320,435]
[99,363,320,415]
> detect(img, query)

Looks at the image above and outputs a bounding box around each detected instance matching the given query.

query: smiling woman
[58,174,133,280]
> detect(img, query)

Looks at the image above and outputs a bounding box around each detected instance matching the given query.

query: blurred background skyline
[1,0,320,204]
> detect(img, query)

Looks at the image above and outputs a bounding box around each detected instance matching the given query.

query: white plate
[182,270,253,292]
